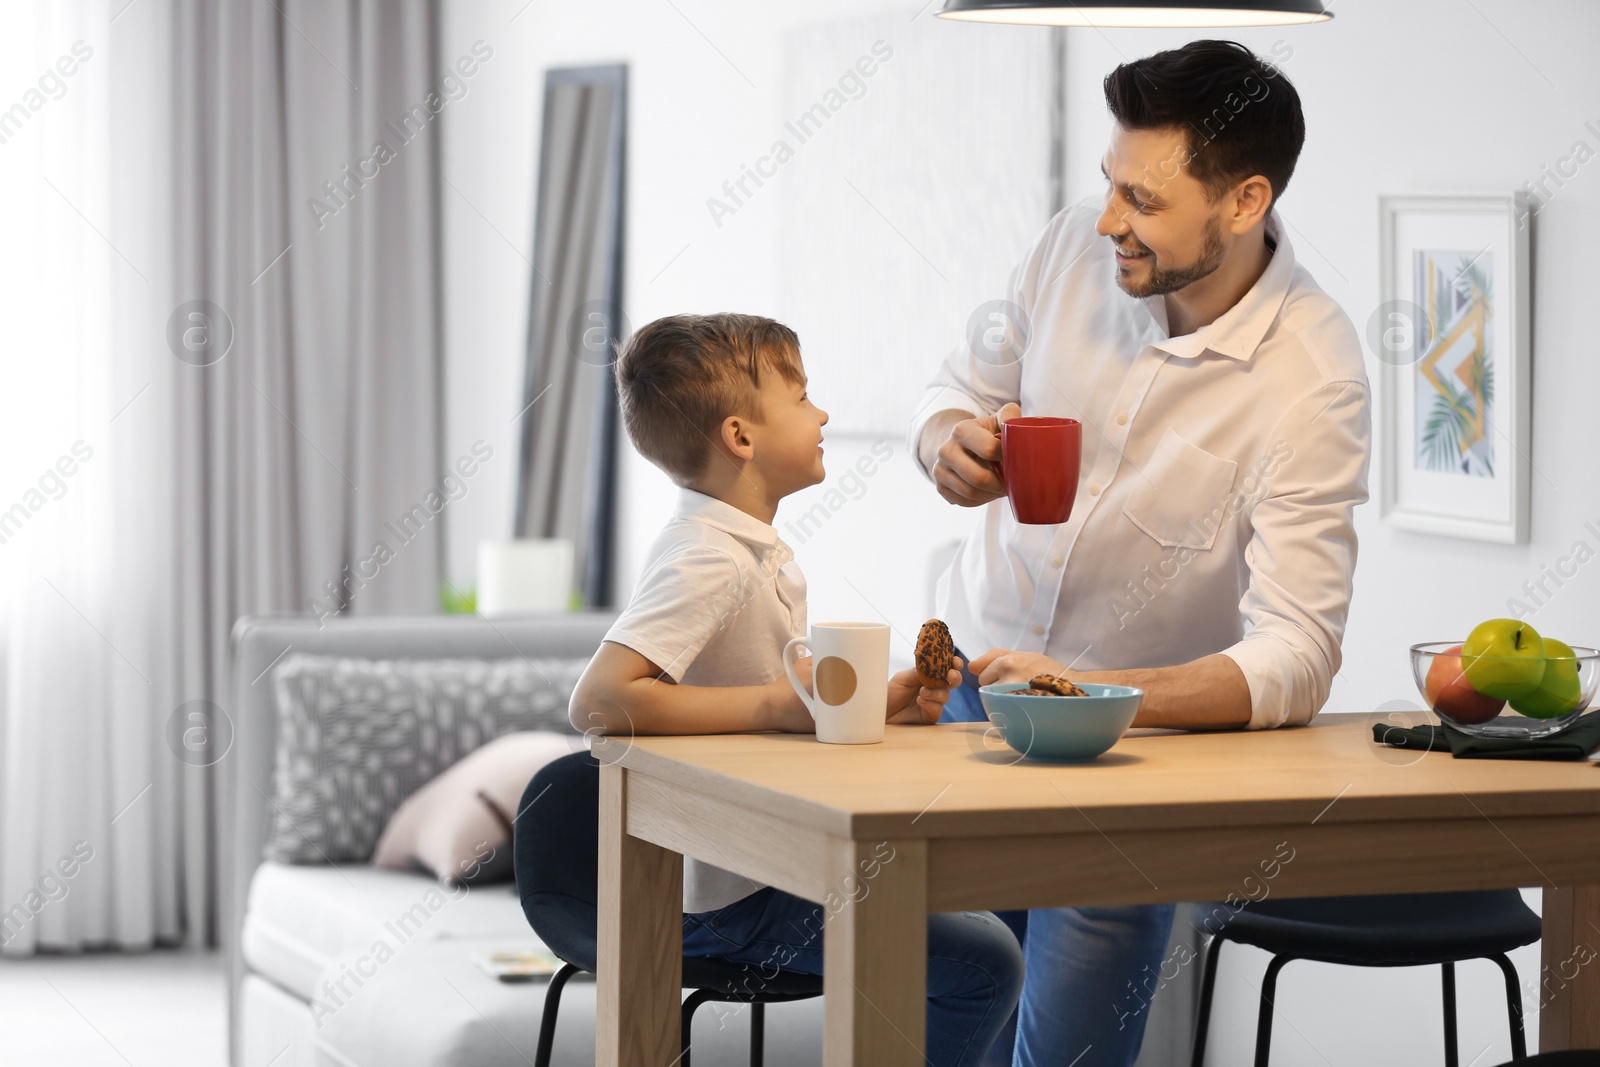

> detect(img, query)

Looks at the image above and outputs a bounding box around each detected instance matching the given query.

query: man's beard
[1113,213,1226,298]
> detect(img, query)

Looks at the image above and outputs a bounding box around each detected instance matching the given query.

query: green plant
[1455,258,1493,311]
[1467,340,1495,421]
[1420,377,1478,473]
[440,583,477,614]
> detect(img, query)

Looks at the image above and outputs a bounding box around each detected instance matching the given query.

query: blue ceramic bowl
[978,682,1144,763]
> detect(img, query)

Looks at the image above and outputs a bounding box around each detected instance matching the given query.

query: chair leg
[681,989,720,1067]
[1190,937,1224,1067]
[1487,952,1528,1061]
[750,1001,765,1067]
[534,963,579,1067]
[1442,962,1459,1067]
[1254,955,1292,1067]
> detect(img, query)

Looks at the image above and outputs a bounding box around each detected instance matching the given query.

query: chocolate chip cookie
[914,618,956,689]
[1027,673,1088,697]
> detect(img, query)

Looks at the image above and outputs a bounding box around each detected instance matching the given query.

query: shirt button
[1089,482,1102,496]
[1051,555,1064,567]
[1032,624,1045,636]
[1116,412,1129,425]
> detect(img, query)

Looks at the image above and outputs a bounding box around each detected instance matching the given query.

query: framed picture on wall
[1375,192,1531,543]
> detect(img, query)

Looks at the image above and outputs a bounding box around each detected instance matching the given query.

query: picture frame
[1375,192,1531,544]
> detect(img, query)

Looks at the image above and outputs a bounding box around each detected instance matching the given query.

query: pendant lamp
[935,0,1331,26]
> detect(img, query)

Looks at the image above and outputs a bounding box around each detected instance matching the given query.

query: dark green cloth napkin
[1371,709,1600,760]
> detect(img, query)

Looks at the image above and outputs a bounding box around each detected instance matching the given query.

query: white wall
[438,0,1009,668]
[441,1,1600,1062]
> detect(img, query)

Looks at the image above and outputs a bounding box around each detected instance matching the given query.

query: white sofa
[223,612,619,1067]
[223,610,1197,1066]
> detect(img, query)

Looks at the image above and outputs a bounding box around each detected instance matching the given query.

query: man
[908,39,1372,1067]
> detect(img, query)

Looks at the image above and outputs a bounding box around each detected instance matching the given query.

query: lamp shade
[935,0,1331,26]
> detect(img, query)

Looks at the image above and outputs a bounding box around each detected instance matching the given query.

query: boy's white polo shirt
[603,486,807,913]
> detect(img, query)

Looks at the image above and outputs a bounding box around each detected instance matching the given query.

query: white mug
[782,622,890,745]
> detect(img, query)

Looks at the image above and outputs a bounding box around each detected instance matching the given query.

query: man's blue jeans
[945,653,1177,1067]
[683,886,1024,1067]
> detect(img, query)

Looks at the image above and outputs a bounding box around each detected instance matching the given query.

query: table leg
[597,763,682,1067]
[1539,885,1600,1051]
[824,838,927,1067]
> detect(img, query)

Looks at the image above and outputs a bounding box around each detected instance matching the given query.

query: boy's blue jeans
[945,654,1178,1067]
[682,887,1024,1067]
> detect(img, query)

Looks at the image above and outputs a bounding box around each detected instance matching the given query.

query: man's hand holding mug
[925,402,1021,508]
[925,403,1082,525]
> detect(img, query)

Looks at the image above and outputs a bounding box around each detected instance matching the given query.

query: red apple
[1426,644,1505,724]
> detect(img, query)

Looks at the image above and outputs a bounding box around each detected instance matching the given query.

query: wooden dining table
[593,711,1600,1065]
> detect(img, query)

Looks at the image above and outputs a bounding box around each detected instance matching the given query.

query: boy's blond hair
[615,313,805,485]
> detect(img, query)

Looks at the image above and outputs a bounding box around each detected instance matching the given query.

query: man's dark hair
[1103,39,1305,207]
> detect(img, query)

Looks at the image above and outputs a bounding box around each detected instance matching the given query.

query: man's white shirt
[909,193,1372,730]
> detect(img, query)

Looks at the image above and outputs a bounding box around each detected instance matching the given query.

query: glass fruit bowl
[1410,640,1599,739]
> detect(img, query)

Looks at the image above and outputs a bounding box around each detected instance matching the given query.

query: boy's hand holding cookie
[772,652,960,729]
[887,658,964,724]
[888,617,961,723]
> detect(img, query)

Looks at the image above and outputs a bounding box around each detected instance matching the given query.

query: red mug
[997,417,1082,525]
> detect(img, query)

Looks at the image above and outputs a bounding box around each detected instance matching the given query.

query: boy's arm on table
[573,642,970,736]
[571,640,813,736]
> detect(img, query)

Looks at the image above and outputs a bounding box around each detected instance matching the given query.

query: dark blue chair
[513,751,823,1067]
[1190,890,1542,1067]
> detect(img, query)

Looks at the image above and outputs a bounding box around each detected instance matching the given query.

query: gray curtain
[166,6,449,1063]
[0,0,446,991]
[514,65,626,609]
[169,0,446,943]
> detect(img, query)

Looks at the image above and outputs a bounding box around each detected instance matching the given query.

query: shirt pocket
[1121,427,1239,551]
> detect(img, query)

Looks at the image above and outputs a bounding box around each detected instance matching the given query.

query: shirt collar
[673,487,793,570]
[1143,207,1295,363]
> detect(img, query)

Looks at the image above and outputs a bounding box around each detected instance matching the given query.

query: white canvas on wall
[774,12,1059,437]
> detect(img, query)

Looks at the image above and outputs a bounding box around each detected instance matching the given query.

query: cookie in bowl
[1027,673,1088,697]
[978,681,1145,762]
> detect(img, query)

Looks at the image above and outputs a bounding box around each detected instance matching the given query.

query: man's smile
[1114,242,1150,264]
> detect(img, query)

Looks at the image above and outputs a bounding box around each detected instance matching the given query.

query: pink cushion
[372,731,578,885]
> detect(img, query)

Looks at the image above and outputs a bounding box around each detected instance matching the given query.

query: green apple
[1510,638,1583,719]
[1461,618,1546,699]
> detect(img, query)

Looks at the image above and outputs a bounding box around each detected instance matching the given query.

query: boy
[571,313,1023,1066]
